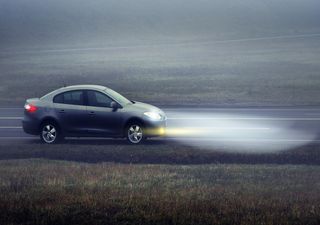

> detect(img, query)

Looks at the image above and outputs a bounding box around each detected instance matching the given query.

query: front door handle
[59,109,65,114]
[89,111,95,115]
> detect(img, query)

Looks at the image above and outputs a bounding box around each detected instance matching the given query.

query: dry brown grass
[0,159,319,225]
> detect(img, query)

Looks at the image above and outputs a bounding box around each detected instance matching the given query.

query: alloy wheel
[127,125,143,144]
[41,124,57,144]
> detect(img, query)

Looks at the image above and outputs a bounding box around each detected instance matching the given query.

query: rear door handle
[59,109,65,114]
[89,111,95,115]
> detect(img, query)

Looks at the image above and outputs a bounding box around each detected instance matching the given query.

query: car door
[85,90,123,136]
[53,90,87,135]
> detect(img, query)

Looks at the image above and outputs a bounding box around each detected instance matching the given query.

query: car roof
[59,84,107,91]
[40,84,109,100]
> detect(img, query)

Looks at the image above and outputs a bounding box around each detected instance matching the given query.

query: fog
[166,111,317,153]
[1,0,320,50]
[0,1,320,151]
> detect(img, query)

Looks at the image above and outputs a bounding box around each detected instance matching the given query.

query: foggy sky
[1,0,320,49]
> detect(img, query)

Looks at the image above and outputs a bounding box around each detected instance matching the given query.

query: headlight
[144,111,162,121]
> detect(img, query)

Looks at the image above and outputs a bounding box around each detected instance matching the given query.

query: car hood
[125,101,164,114]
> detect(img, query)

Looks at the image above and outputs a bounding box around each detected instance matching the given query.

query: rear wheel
[126,124,145,144]
[40,122,61,144]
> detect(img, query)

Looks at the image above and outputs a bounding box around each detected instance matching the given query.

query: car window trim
[53,89,123,108]
[53,90,86,106]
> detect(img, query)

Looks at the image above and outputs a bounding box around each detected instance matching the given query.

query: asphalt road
[1,107,320,150]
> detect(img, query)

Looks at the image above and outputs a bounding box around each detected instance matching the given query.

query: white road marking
[2,107,320,111]
[304,113,320,116]
[165,108,320,111]
[0,108,23,110]
[0,116,319,121]
[0,126,271,131]
[202,127,271,130]
[0,117,23,120]
[167,117,320,121]
[165,137,320,142]
[0,137,35,139]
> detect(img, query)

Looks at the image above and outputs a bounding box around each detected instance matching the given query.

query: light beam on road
[165,112,317,153]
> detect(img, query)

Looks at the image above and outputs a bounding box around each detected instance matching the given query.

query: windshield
[105,88,131,106]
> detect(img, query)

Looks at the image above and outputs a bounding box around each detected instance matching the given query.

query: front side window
[105,88,131,105]
[87,90,113,108]
[53,90,84,105]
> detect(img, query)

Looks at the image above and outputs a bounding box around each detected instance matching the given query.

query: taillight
[24,103,37,113]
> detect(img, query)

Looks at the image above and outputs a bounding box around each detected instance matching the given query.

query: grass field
[0,159,319,225]
[0,141,319,224]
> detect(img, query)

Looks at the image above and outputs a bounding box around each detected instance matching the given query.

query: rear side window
[53,91,84,105]
[87,90,113,108]
[53,93,64,103]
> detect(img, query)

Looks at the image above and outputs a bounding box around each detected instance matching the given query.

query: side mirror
[110,101,119,111]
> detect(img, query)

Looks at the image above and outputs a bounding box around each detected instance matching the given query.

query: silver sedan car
[22,85,166,144]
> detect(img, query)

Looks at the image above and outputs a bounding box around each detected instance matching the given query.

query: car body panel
[86,105,124,136]
[53,103,87,135]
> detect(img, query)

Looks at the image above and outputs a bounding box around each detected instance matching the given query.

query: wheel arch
[123,117,145,136]
[39,117,61,132]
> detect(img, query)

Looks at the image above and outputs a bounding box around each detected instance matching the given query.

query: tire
[126,123,145,144]
[40,122,62,144]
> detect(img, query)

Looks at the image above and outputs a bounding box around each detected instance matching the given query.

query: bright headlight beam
[144,111,162,120]
[164,111,317,153]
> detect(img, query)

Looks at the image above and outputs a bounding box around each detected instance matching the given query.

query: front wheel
[40,123,61,144]
[126,124,145,144]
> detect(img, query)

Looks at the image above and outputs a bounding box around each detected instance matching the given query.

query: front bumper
[144,119,167,137]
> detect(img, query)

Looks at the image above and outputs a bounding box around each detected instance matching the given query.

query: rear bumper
[22,118,39,135]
